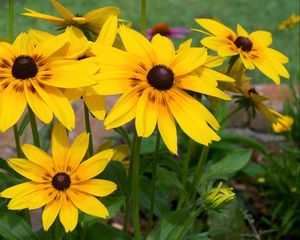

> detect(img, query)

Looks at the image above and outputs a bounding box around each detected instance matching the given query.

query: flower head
[92,26,231,154]
[278,14,300,30]
[272,115,294,133]
[0,123,116,232]
[204,182,235,209]
[0,32,98,131]
[194,19,290,84]
[23,0,120,35]
[146,22,190,40]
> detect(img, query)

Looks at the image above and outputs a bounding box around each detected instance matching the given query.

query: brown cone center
[234,36,253,52]
[147,65,174,90]
[12,55,38,79]
[52,173,71,191]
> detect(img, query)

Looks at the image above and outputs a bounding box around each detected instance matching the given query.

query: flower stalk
[28,106,40,147]
[84,103,94,157]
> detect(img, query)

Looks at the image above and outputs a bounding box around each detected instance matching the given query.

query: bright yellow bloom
[194,19,290,84]
[0,123,116,232]
[204,182,235,209]
[272,115,294,133]
[92,26,232,154]
[0,33,98,131]
[278,14,300,30]
[23,0,120,35]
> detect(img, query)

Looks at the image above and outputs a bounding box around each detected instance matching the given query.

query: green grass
[1,0,299,84]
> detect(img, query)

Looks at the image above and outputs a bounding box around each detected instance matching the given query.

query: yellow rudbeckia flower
[278,14,300,30]
[0,123,116,232]
[194,19,290,84]
[23,0,120,35]
[92,26,231,154]
[272,115,294,133]
[0,33,98,131]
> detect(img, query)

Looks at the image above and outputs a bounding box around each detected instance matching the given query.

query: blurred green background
[1,0,299,84]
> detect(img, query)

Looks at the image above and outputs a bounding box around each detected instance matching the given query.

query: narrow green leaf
[17,113,29,137]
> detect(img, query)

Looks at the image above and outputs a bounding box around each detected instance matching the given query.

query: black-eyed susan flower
[23,0,120,35]
[0,32,98,131]
[0,123,116,232]
[272,115,294,133]
[91,26,231,154]
[194,19,290,84]
[278,14,300,30]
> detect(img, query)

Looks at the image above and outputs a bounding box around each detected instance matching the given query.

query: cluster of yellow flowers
[0,0,293,233]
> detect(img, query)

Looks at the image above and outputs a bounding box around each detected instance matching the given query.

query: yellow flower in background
[272,115,294,133]
[0,33,98,132]
[23,0,120,35]
[278,14,300,30]
[92,26,232,154]
[194,19,289,84]
[204,182,235,209]
[0,123,116,232]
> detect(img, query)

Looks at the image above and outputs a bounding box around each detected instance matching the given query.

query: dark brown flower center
[234,36,253,52]
[52,173,71,191]
[147,65,174,90]
[150,23,171,37]
[12,55,38,79]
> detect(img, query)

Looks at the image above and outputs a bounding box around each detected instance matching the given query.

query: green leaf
[17,113,29,137]
[0,204,38,240]
[85,221,132,240]
[147,206,194,240]
[201,149,252,183]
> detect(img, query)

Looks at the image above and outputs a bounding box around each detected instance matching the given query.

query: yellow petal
[22,8,66,24]
[166,88,220,145]
[201,68,234,82]
[83,94,106,120]
[265,48,289,63]
[176,75,231,100]
[24,80,53,124]
[8,158,51,182]
[204,56,225,68]
[67,189,109,218]
[28,29,54,45]
[236,24,249,36]
[151,34,175,66]
[95,14,118,46]
[21,144,55,174]
[157,94,177,154]
[29,188,57,210]
[66,132,89,173]
[253,60,280,84]
[104,86,142,129]
[52,122,69,172]
[177,39,193,52]
[64,88,84,102]
[84,7,120,34]
[33,34,67,59]
[42,192,62,231]
[0,181,44,198]
[71,179,117,197]
[71,149,114,183]
[195,19,235,36]
[13,32,35,54]
[0,81,27,132]
[250,31,272,47]
[201,37,237,56]
[170,47,207,76]
[59,193,78,232]
[32,82,75,130]
[135,88,158,137]
[42,60,97,88]
[91,71,134,95]
[50,0,74,21]
[119,26,156,64]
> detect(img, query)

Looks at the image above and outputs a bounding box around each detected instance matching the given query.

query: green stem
[8,0,14,42]
[131,130,142,240]
[13,125,21,157]
[123,196,131,232]
[176,138,194,210]
[189,146,209,203]
[114,127,131,147]
[141,0,147,35]
[145,132,161,235]
[28,106,40,147]
[83,103,94,157]
[226,55,239,76]
[80,222,88,240]
[219,105,244,126]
